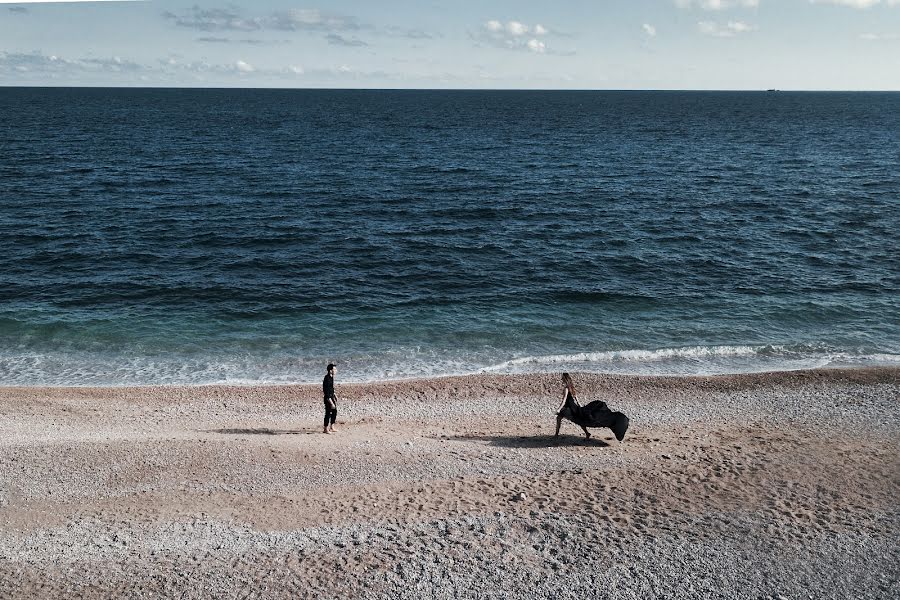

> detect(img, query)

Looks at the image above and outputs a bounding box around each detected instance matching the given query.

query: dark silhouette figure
[323,363,338,434]
[555,372,629,441]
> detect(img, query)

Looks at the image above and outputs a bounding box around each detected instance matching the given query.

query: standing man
[323,363,338,434]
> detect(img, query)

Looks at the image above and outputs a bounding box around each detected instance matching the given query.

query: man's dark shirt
[323,373,336,401]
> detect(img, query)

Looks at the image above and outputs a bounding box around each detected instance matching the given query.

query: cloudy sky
[1,0,899,89]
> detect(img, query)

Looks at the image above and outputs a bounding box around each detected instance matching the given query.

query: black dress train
[562,393,629,441]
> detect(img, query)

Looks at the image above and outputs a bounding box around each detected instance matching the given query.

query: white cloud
[728,21,754,32]
[698,20,756,36]
[474,19,560,53]
[527,39,546,53]
[163,8,261,32]
[507,21,528,36]
[0,50,417,85]
[675,0,760,9]
[162,6,433,44]
[0,51,144,73]
[642,23,657,37]
[163,7,365,33]
[268,8,364,32]
[196,37,279,46]
[325,33,368,47]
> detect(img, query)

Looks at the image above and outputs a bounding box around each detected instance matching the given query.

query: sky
[1,0,899,89]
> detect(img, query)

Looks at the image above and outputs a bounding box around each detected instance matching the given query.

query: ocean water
[0,88,898,385]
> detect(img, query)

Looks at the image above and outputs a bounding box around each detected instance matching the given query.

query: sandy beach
[1,368,898,599]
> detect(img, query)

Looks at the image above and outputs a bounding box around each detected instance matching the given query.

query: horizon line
[0,1,143,4]
[1,85,899,93]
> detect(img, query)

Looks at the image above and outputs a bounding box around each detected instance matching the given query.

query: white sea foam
[486,345,772,369]
[865,353,900,364]
[486,353,803,376]
[0,344,898,386]
[481,345,900,377]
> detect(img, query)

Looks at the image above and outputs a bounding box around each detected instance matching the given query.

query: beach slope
[1,368,898,599]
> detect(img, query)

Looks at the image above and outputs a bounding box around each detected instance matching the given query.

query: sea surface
[1,88,898,385]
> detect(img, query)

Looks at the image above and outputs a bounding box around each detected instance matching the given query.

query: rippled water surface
[1,89,898,384]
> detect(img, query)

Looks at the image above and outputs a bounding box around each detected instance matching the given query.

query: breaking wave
[1,344,897,386]
[483,345,900,377]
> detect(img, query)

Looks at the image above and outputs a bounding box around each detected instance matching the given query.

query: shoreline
[1,364,897,393]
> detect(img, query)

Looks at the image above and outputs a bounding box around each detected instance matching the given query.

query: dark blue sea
[1,88,898,385]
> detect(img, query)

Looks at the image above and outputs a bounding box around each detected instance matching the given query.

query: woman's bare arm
[556,389,568,413]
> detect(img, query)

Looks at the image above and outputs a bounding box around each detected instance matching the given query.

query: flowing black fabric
[564,394,629,441]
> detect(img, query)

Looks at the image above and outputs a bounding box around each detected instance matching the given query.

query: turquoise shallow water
[1,88,898,384]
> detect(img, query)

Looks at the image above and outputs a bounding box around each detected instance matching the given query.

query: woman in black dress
[556,372,592,438]
[555,372,629,441]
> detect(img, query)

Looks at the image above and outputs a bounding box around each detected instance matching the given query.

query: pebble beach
[1,367,898,599]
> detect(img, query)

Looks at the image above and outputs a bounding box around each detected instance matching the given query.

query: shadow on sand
[203,428,310,436]
[441,434,610,449]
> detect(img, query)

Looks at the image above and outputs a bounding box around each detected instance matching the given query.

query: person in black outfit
[323,363,338,434]
[556,372,591,438]
[555,372,629,441]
